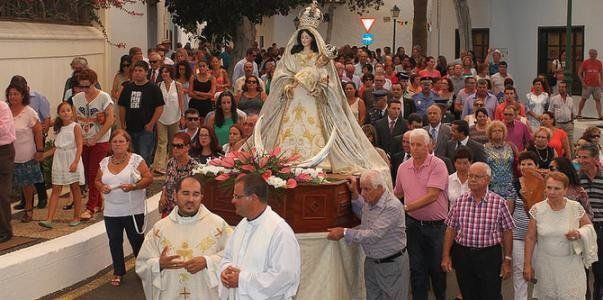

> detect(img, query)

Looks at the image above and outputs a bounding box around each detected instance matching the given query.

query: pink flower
[240,164,256,172]
[286,178,298,188]
[215,173,231,181]
[208,159,221,166]
[279,167,291,174]
[234,151,252,163]
[221,157,235,168]
[258,156,270,168]
[269,147,282,157]
[262,170,273,180]
[296,173,311,182]
[287,153,301,163]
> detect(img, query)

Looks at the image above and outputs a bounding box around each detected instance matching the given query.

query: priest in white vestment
[218,174,301,300]
[136,176,233,300]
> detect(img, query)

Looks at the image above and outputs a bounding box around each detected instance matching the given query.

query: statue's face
[300,31,313,48]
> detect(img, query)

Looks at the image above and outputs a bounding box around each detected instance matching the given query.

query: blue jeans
[129,130,155,164]
[406,216,447,300]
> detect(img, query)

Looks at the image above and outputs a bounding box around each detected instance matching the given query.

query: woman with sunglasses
[111,55,131,102]
[158,132,198,218]
[580,126,603,161]
[235,75,267,115]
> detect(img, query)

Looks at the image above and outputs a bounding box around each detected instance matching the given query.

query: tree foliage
[165,0,384,43]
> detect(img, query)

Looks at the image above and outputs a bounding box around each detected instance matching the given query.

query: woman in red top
[540,111,571,159]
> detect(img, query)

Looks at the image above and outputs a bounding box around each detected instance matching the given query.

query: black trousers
[452,243,503,300]
[104,214,145,276]
[0,144,15,236]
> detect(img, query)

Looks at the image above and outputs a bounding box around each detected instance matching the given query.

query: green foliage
[165,0,384,43]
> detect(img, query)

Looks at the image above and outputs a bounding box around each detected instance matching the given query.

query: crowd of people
[1,32,603,298]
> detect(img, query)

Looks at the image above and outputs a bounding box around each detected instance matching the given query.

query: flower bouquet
[192,147,326,189]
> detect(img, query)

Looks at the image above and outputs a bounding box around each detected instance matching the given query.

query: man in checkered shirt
[441,162,514,300]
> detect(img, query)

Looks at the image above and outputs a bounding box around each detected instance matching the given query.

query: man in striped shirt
[442,162,514,300]
[577,143,603,299]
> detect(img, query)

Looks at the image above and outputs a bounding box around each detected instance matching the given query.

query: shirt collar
[469,189,490,203]
[169,204,210,224]
[247,205,271,226]
[369,191,389,209]
[430,123,441,132]
[460,136,469,145]
[388,116,397,124]
[407,153,434,170]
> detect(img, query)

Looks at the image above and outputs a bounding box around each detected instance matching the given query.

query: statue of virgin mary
[251,1,392,186]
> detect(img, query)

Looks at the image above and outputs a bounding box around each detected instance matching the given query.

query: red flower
[286,178,298,188]
[215,173,231,181]
[262,170,273,180]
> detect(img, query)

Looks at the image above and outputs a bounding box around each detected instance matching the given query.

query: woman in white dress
[251,2,390,185]
[524,172,596,299]
[525,77,549,130]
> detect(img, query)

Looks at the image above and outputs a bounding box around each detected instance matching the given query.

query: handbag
[129,166,147,234]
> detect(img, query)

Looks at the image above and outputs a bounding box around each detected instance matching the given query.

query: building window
[537,26,584,94]
[455,28,490,63]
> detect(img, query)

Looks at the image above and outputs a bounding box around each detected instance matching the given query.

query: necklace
[111,153,129,165]
[534,147,549,163]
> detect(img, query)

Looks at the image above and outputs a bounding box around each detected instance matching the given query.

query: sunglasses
[172,143,186,149]
[186,117,199,121]
[549,166,558,171]
[149,60,159,63]
[593,135,601,138]
[78,85,91,89]
[246,80,258,84]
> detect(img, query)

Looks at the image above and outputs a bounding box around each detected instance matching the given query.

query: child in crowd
[39,102,85,228]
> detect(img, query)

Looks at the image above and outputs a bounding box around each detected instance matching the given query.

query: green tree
[165,0,383,62]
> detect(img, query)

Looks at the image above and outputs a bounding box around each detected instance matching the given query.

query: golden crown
[298,1,323,29]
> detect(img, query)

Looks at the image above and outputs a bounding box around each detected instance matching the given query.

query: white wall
[0,21,106,115]
[257,0,414,51]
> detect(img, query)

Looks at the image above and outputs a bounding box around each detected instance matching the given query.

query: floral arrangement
[193,147,326,189]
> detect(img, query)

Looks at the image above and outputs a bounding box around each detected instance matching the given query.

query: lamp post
[564,0,573,91]
[391,5,401,52]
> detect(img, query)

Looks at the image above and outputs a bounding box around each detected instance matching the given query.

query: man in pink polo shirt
[394,128,449,300]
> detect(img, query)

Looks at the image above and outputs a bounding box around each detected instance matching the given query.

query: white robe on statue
[218,206,301,300]
[136,205,233,300]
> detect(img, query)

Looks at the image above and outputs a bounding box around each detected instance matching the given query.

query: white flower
[266,176,287,189]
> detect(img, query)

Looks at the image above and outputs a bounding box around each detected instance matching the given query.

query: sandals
[20,210,33,223]
[110,276,122,286]
[38,220,53,228]
[80,209,93,220]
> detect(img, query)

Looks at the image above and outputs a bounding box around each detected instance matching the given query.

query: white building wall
[257,0,414,51]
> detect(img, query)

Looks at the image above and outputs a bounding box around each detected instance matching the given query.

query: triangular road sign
[360,17,376,32]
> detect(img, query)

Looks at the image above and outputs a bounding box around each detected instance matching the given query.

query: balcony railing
[0,0,96,25]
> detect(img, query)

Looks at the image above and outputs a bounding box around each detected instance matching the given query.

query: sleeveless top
[100,153,146,217]
[214,70,228,92]
[349,98,360,122]
[214,117,234,145]
[158,81,181,125]
[238,93,263,114]
[192,76,212,100]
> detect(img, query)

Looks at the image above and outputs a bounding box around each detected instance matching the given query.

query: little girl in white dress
[39,102,84,228]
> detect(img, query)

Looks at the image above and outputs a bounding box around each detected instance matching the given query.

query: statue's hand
[284,81,298,100]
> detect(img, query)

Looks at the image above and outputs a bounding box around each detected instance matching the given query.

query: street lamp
[391,5,401,52]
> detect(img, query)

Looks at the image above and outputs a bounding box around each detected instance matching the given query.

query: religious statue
[252,1,391,185]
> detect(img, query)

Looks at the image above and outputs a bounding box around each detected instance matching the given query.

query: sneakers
[38,220,53,228]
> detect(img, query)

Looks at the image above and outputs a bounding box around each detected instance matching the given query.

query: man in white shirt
[354,49,370,76]
[490,61,512,95]
[344,62,362,89]
[232,48,259,83]
[234,62,265,94]
[219,174,301,300]
[136,176,233,300]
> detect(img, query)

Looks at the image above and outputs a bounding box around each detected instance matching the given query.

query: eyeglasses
[78,85,91,89]
[246,80,258,84]
[468,174,488,179]
[549,166,558,171]
[593,135,601,138]
[232,194,249,200]
[172,143,186,149]
[186,117,199,121]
